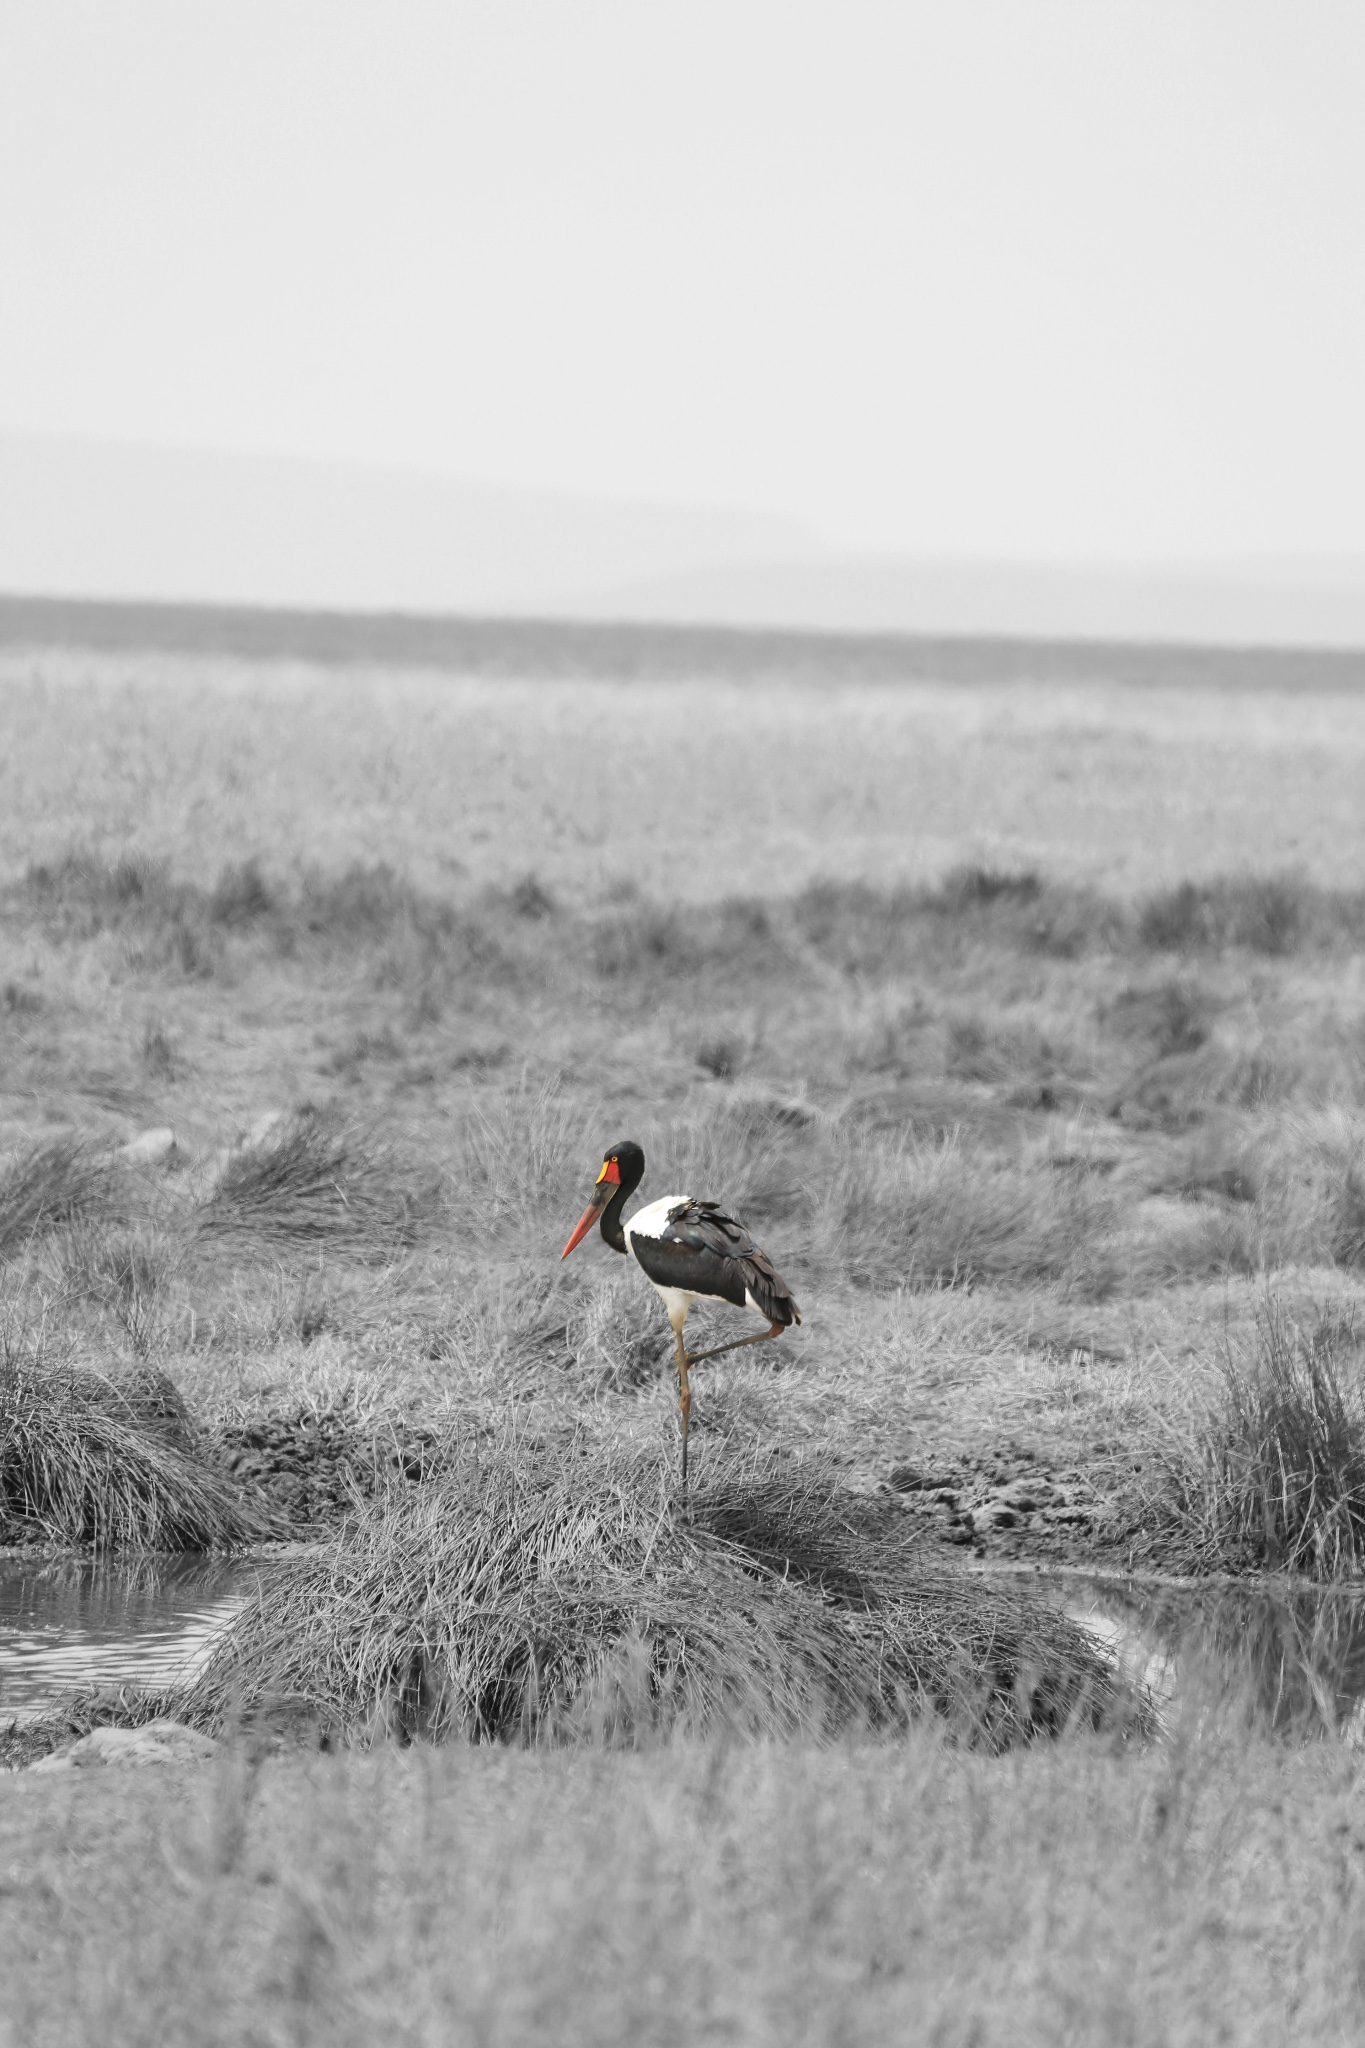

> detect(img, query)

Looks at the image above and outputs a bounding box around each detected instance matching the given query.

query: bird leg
[673,1327,692,1487]
[683,1321,787,1369]
[670,1319,784,1489]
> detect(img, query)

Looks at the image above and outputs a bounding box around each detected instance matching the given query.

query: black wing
[630,1199,801,1327]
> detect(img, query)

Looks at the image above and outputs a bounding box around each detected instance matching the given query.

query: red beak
[561,1196,605,1260]
[561,1159,620,1259]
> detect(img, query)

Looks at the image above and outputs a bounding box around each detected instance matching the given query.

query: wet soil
[210,1408,442,1529]
[879,1448,1156,1573]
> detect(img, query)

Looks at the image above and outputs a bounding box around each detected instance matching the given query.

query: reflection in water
[0,1555,264,1720]
[1056,1577,1365,1739]
[10,1554,1365,1741]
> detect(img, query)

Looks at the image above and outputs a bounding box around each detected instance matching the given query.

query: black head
[560,1140,646,1259]
[599,1140,645,1194]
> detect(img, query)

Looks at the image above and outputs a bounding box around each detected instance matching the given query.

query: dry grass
[4,651,1365,900]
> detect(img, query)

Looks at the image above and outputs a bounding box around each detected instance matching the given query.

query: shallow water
[9,1552,1365,1738]
[0,1556,266,1721]
[1015,1570,1365,1737]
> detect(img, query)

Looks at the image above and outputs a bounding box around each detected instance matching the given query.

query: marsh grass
[189,1433,1126,1748]
[14,850,521,1000]
[563,1269,673,1389]
[0,1137,113,1261]
[592,1100,1118,1296]
[453,1080,596,1242]
[196,1107,442,1256]
[712,871,1141,969]
[1166,1300,1365,1576]
[8,830,1365,1584]
[1139,875,1365,957]
[58,1221,176,1358]
[19,854,1365,1006]
[1168,1115,1365,1276]
[814,1126,1119,1294]
[0,1327,263,1548]
[21,849,223,976]
[791,867,1365,972]
[590,894,793,983]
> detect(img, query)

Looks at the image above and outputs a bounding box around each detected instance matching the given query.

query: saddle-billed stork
[561,1140,801,1482]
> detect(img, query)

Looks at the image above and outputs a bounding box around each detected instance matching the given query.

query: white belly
[654,1284,702,1326]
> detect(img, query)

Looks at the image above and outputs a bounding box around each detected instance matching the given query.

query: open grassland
[4,645,1365,898]
[4,640,1365,2040]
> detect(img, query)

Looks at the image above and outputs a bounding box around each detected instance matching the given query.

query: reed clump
[1168,1300,1365,1577]
[0,1334,264,1549]
[189,1435,1128,1747]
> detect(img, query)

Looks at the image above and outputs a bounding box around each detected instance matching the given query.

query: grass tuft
[1168,1299,1365,1577]
[794,873,1123,971]
[1331,1162,1365,1268]
[197,1109,440,1256]
[0,1330,263,1549]
[930,865,1045,910]
[60,1221,175,1358]
[189,1434,1128,1747]
[505,872,558,920]
[564,1269,672,1389]
[1167,1115,1365,1276]
[297,861,424,941]
[0,1137,111,1261]
[208,858,276,926]
[22,850,220,975]
[1138,876,1365,957]
[139,1017,184,1078]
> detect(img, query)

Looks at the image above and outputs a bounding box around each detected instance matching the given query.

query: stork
[560,1140,801,1482]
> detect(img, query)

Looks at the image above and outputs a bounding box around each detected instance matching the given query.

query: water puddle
[1007,1570,1365,1737]
[0,1555,269,1722]
[9,1552,1365,1741]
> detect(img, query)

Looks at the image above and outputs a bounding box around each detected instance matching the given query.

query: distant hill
[0,431,821,614]
[3,431,1365,647]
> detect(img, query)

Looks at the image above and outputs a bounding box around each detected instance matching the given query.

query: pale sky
[1,2,1363,563]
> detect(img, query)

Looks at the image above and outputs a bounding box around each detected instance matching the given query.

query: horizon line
[2,588,1363,679]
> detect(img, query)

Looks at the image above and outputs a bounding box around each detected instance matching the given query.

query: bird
[560,1139,800,1483]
